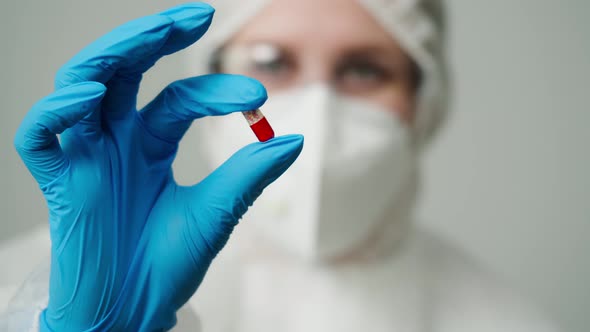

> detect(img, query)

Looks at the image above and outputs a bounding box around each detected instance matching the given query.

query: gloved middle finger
[55,3,215,117]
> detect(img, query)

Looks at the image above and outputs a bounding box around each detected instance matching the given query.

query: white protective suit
[0,0,560,331]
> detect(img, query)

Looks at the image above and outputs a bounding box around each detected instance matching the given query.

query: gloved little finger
[14,82,107,188]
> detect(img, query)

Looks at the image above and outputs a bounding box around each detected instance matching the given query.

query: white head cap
[186,0,449,145]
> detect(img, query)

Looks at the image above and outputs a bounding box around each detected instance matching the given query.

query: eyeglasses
[210,42,420,98]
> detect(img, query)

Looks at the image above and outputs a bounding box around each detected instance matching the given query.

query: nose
[295,55,334,89]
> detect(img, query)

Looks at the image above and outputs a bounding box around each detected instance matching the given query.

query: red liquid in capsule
[242,109,275,142]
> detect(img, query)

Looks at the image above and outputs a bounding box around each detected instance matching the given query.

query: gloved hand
[13,3,303,331]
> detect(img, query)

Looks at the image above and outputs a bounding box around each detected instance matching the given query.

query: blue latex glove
[13,3,303,331]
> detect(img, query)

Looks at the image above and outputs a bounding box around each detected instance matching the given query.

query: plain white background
[0,1,588,331]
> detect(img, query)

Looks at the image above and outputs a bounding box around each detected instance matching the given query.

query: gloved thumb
[188,134,304,258]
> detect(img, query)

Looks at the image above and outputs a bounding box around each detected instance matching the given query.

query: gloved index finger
[55,3,215,89]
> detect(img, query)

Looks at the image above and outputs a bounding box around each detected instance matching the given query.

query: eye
[335,59,395,93]
[216,43,296,89]
[341,62,388,81]
[250,45,292,76]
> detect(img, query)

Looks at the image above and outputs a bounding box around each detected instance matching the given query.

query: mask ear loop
[406,58,424,150]
[411,60,449,151]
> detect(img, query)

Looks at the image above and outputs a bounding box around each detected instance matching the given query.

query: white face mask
[201,85,417,261]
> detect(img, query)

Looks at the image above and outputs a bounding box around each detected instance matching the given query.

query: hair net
[186,0,450,145]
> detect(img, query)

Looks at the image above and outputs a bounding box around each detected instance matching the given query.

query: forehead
[228,0,402,52]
